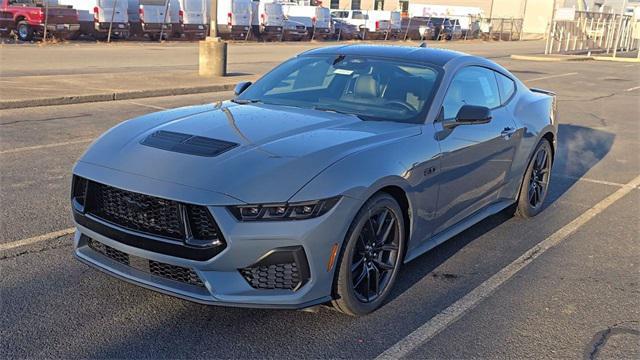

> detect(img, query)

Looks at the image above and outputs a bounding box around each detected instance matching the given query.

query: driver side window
[442,66,500,120]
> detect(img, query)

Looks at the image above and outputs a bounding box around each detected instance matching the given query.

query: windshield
[236,55,440,124]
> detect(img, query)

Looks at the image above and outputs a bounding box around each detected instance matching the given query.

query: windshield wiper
[313,106,362,119]
[231,99,262,105]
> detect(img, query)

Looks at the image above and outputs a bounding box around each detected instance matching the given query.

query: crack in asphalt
[0,113,92,126]
[559,92,619,103]
[0,240,71,261]
[584,322,640,360]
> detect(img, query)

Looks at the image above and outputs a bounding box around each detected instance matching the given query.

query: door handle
[501,127,517,139]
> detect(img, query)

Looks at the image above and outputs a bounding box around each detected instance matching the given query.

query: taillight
[93,6,99,22]
[139,6,144,22]
[260,13,265,25]
[375,21,380,30]
[37,11,45,22]
[227,12,232,26]
[312,16,316,25]
[179,9,184,24]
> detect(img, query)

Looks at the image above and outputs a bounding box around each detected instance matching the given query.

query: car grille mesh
[240,263,301,290]
[87,237,204,288]
[90,182,185,239]
[84,180,220,242]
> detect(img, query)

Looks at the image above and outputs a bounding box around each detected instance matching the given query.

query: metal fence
[483,18,523,41]
[545,11,639,56]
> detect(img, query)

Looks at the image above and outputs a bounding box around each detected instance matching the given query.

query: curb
[592,56,640,63]
[0,83,241,110]
[510,54,594,62]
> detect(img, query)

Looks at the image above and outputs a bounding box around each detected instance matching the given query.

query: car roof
[300,45,470,67]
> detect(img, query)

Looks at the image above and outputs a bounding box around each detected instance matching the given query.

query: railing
[545,12,639,56]
[483,18,523,41]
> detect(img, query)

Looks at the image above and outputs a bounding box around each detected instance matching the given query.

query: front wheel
[515,138,553,218]
[16,21,34,42]
[332,193,405,316]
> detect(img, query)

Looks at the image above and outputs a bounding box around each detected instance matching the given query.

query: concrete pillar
[199,37,227,77]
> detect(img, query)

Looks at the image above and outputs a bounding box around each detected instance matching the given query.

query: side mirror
[234,81,252,96]
[445,105,492,128]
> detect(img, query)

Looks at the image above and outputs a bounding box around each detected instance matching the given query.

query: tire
[16,20,34,42]
[515,139,553,218]
[331,192,406,316]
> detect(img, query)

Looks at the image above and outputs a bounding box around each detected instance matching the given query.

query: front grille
[81,179,221,243]
[89,182,185,239]
[240,263,301,290]
[87,237,205,288]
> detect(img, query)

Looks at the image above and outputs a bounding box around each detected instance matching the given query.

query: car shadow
[387,123,615,303]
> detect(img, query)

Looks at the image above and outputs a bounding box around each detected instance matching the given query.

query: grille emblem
[122,196,150,210]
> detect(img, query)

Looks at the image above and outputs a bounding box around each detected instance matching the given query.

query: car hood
[77,102,421,204]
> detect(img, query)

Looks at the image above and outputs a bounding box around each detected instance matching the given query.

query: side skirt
[403,200,515,263]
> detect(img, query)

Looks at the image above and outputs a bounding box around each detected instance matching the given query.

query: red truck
[0,0,79,41]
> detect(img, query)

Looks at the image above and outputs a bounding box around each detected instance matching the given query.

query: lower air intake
[239,246,310,291]
[86,237,204,288]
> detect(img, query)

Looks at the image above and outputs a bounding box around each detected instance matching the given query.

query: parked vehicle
[57,0,129,40]
[332,17,357,40]
[128,0,173,40]
[216,0,251,40]
[281,4,330,40]
[251,0,283,41]
[430,17,460,40]
[331,9,389,40]
[173,0,206,39]
[367,10,401,39]
[409,4,483,39]
[0,0,79,41]
[282,18,306,41]
[71,45,558,315]
[400,17,434,40]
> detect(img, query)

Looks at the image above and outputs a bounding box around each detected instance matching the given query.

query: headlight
[229,196,340,221]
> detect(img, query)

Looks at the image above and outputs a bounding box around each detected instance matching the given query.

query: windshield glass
[236,55,440,123]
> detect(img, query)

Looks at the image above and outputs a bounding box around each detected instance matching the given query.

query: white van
[251,0,284,41]
[367,10,401,38]
[128,0,177,40]
[330,9,389,39]
[281,4,331,40]
[173,0,207,39]
[57,0,130,39]
[216,0,252,40]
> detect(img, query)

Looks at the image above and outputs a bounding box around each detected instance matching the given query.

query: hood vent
[141,130,238,157]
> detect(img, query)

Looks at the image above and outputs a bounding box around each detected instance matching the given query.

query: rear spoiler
[530,88,557,124]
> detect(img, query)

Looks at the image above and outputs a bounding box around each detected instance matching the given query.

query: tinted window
[238,55,440,123]
[442,66,500,120]
[495,72,516,104]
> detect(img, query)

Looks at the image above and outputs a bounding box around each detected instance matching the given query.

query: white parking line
[524,72,579,83]
[376,173,640,360]
[0,138,94,155]
[559,175,626,188]
[128,101,167,111]
[0,228,75,252]
[625,86,640,92]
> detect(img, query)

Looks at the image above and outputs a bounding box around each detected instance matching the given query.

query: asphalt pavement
[0,43,639,359]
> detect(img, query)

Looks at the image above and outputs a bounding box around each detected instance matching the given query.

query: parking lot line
[0,138,94,155]
[376,173,640,360]
[0,228,75,252]
[558,175,626,188]
[524,72,579,83]
[127,101,168,111]
[625,86,640,92]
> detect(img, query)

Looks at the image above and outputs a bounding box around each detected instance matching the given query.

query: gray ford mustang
[71,45,557,315]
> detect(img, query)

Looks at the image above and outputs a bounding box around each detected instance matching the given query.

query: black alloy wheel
[332,192,405,316]
[515,138,553,218]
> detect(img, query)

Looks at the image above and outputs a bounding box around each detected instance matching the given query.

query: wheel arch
[375,185,411,256]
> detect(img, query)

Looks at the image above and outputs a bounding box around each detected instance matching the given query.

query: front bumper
[71,171,360,309]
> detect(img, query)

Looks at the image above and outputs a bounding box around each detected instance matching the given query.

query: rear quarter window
[495,72,516,105]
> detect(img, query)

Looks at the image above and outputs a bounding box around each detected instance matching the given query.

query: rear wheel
[515,139,553,218]
[332,193,405,316]
[16,21,34,42]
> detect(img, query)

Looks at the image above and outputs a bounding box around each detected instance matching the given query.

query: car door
[431,66,518,235]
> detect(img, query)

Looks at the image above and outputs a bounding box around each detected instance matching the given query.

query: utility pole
[199,0,227,76]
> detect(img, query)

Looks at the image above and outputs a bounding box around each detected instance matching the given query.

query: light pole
[199,0,228,77]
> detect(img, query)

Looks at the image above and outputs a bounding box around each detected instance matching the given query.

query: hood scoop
[141,130,238,157]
